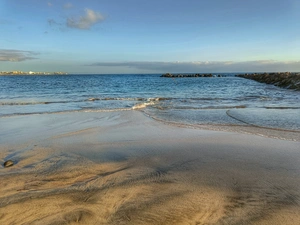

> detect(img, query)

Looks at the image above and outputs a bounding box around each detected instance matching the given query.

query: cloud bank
[0,49,38,62]
[67,8,105,30]
[88,60,300,73]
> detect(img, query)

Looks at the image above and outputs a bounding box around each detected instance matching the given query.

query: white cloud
[47,2,52,7]
[67,8,105,30]
[87,60,300,73]
[0,49,38,62]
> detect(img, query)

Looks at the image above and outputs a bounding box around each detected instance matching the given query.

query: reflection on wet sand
[0,111,300,224]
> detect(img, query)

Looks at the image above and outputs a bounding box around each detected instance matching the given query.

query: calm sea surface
[1,74,299,131]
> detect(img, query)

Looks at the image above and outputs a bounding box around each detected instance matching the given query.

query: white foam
[132,102,153,110]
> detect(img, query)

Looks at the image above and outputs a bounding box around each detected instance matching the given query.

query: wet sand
[0,111,300,225]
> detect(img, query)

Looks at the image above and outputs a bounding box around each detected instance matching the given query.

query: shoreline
[1,111,300,224]
[1,109,300,142]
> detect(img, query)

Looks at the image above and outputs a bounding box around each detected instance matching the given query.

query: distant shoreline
[0,75,68,76]
[0,71,68,76]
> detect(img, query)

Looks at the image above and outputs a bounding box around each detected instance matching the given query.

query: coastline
[0,73,68,76]
[1,110,300,224]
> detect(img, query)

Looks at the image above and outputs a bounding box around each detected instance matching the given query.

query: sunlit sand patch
[1,145,299,224]
[0,149,228,224]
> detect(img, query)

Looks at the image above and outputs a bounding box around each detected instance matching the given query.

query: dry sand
[0,111,300,225]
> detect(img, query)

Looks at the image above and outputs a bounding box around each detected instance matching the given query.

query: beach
[2,0,300,223]
[1,110,299,225]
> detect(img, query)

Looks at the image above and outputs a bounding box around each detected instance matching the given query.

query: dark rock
[161,73,216,78]
[3,160,14,168]
[161,73,173,77]
[236,72,300,91]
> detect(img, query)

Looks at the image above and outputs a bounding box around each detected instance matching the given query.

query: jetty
[236,72,300,91]
[161,73,223,78]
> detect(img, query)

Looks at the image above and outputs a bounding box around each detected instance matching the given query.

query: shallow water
[1,74,300,135]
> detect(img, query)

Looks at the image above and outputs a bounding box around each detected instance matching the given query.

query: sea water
[0,74,299,132]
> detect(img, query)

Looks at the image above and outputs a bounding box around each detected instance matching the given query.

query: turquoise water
[0,74,299,131]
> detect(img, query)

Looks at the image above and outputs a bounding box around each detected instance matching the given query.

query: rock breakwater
[236,72,300,90]
[161,73,223,78]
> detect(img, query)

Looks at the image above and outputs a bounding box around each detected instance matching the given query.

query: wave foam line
[0,107,133,118]
[81,108,132,113]
[132,98,163,110]
[0,99,91,106]
[86,97,145,101]
[0,97,149,106]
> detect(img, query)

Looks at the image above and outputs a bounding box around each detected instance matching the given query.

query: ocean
[1,74,300,134]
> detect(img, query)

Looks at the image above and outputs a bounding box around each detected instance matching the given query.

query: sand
[0,111,300,225]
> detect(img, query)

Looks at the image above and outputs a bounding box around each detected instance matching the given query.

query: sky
[0,0,300,74]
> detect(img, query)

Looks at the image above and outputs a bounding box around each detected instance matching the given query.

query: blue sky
[0,0,299,73]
